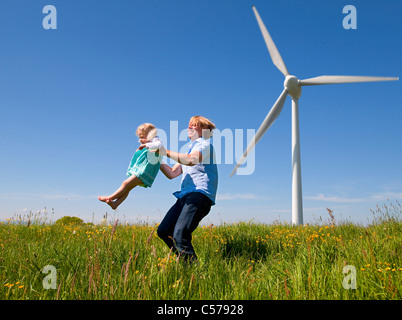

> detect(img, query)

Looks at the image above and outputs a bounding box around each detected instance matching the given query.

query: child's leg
[108,191,129,210]
[99,191,129,210]
[108,175,142,201]
[98,175,142,206]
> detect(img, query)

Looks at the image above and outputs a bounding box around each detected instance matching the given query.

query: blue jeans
[157,192,212,261]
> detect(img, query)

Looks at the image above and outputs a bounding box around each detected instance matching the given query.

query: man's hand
[156,145,167,156]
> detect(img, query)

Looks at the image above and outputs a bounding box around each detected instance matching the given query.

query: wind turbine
[231,6,399,225]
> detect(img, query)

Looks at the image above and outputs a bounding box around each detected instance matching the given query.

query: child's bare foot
[98,196,110,203]
[99,196,119,210]
[108,200,118,210]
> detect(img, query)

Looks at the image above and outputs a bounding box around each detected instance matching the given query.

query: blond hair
[136,123,157,141]
[189,116,216,139]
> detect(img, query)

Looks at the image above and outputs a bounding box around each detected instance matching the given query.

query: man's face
[188,123,203,141]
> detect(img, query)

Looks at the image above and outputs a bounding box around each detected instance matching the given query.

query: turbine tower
[231,6,399,225]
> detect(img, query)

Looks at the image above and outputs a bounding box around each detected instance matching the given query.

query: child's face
[138,132,148,144]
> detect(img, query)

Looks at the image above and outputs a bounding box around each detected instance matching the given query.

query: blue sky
[1,0,401,225]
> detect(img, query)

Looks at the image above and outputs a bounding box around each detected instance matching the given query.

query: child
[98,123,163,210]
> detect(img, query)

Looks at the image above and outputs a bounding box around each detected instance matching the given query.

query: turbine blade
[252,6,289,77]
[300,75,399,86]
[231,89,288,177]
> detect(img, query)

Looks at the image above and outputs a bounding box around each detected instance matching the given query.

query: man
[157,116,218,263]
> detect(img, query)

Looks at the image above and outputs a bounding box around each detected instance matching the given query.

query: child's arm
[145,138,163,151]
[138,138,162,151]
[160,162,182,180]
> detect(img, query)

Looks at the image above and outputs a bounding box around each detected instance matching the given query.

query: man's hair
[189,116,216,139]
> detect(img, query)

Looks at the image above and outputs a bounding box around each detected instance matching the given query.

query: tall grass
[0,202,401,300]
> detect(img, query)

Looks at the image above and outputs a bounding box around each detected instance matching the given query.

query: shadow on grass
[220,235,275,261]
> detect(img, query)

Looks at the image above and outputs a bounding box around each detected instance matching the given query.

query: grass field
[0,202,400,300]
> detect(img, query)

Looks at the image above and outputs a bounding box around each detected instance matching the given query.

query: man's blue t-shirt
[173,138,218,205]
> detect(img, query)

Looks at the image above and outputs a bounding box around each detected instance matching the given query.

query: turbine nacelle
[284,75,301,99]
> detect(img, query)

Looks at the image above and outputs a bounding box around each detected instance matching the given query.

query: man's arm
[160,162,182,180]
[166,149,202,166]
[158,146,202,167]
